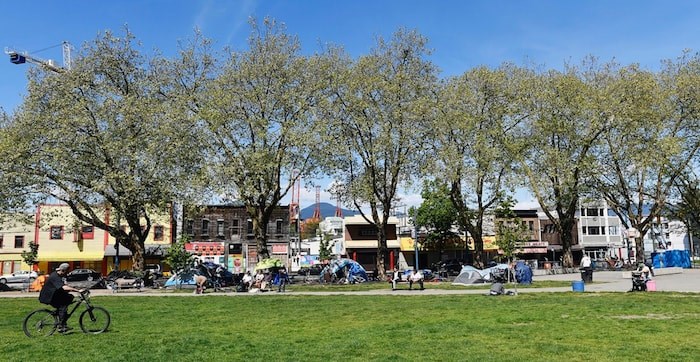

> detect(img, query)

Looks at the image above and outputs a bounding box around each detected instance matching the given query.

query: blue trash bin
[572,280,585,292]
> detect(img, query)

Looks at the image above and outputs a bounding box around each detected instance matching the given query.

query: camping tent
[514,261,533,284]
[452,266,486,285]
[164,271,198,289]
[328,258,368,283]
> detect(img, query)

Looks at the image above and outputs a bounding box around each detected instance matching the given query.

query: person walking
[39,263,83,333]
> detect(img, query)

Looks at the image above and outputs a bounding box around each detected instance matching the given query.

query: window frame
[81,225,95,240]
[14,235,25,248]
[50,225,64,240]
[154,225,164,241]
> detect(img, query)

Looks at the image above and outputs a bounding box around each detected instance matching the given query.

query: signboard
[271,244,288,254]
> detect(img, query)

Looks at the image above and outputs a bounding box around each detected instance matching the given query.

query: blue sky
[3,0,700,208]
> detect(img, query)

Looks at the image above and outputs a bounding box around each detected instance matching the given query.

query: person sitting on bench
[408,269,424,290]
[391,267,401,290]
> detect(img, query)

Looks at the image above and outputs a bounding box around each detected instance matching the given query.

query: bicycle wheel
[23,309,58,337]
[79,306,111,334]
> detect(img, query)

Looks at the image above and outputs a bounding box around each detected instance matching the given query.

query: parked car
[0,270,38,284]
[65,268,101,282]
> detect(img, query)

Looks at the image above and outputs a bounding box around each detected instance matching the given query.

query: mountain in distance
[299,202,359,220]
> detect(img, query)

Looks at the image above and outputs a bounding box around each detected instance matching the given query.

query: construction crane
[5,41,71,73]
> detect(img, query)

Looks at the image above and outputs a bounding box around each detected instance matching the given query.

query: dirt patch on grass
[613,313,700,320]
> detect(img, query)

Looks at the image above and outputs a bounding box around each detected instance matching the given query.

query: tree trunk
[375,226,388,280]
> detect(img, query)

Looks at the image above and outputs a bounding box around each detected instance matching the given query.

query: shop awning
[103,244,167,257]
[39,251,104,261]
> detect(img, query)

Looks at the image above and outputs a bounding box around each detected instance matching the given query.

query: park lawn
[277,279,573,292]
[2,292,699,361]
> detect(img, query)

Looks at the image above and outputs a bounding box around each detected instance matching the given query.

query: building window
[582,226,587,235]
[201,220,210,236]
[276,219,283,234]
[608,226,618,235]
[154,225,164,241]
[528,221,534,232]
[0,235,3,248]
[247,219,253,235]
[587,226,600,235]
[360,227,377,237]
[186,220,194,236]
[50,226,64,240]
[586,208,599,217]
[15,235,24,248]
[81,226,94,240]
[217,220,225,237]
[231,219,239,235]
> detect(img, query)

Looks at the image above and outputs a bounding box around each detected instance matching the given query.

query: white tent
[452,266,485,285]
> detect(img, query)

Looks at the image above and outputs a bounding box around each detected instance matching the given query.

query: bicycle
[23,289,111,337]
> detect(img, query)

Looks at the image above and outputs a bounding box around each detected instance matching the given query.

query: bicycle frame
[63,291,93,321]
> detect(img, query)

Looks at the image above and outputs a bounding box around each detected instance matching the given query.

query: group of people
[240,268,290,292]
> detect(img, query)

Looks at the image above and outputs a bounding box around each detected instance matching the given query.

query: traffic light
[9,52,26,64]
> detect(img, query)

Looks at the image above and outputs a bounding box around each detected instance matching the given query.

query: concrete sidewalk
[1,268,698,298]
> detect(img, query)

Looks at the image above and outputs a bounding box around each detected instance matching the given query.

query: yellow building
[0,214,36,274]
[103,207,174,272]
[34,204,109,274]
[34,204,174,275]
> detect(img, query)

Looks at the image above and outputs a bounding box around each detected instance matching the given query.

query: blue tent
[329,258,368,283]
[651,250,692,268]
[514,261,533,285]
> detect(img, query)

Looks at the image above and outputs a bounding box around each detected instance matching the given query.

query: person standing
[277,268,290,292]
[39,263,83,333]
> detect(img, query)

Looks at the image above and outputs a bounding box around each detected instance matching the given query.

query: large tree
[1,30,207,271]
[433,65,524,267]
[327,29,438,279]
[512,60,610,267]
[411,180,460,261]
[199,18,331,260]
[594,56,700,261]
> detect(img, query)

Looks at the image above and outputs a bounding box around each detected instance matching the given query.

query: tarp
[255,258,283,271]
[514,261,533,284]
[164,271,197,289]
[651,250,692,268]
[327,258,368,283]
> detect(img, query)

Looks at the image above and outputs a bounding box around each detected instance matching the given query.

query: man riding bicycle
[39,263,84,333]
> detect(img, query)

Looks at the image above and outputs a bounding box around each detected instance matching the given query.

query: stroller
[630,271,647,292]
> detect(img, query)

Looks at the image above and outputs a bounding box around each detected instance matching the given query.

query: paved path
[1,268,698,298]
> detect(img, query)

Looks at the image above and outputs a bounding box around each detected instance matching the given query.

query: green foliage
[318,233,334,261]
[494,197,529,262]
[20,241,39,266]
[412,180,461,253]
[199,18,332,260]
[327,28,438,278]
[594,55,700,258]
[164,235,193,274]
[0,29,207,271]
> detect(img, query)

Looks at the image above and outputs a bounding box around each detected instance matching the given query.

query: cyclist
[38,263,84,333]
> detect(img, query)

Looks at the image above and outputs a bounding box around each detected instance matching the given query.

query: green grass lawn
[2,292,699,361]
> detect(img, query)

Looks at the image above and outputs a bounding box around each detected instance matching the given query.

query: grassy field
[2,292,699,361]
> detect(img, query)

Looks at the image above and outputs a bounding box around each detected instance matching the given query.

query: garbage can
[580,267,593,283]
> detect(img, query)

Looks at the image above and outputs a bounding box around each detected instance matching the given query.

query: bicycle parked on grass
[23,289,110,337]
